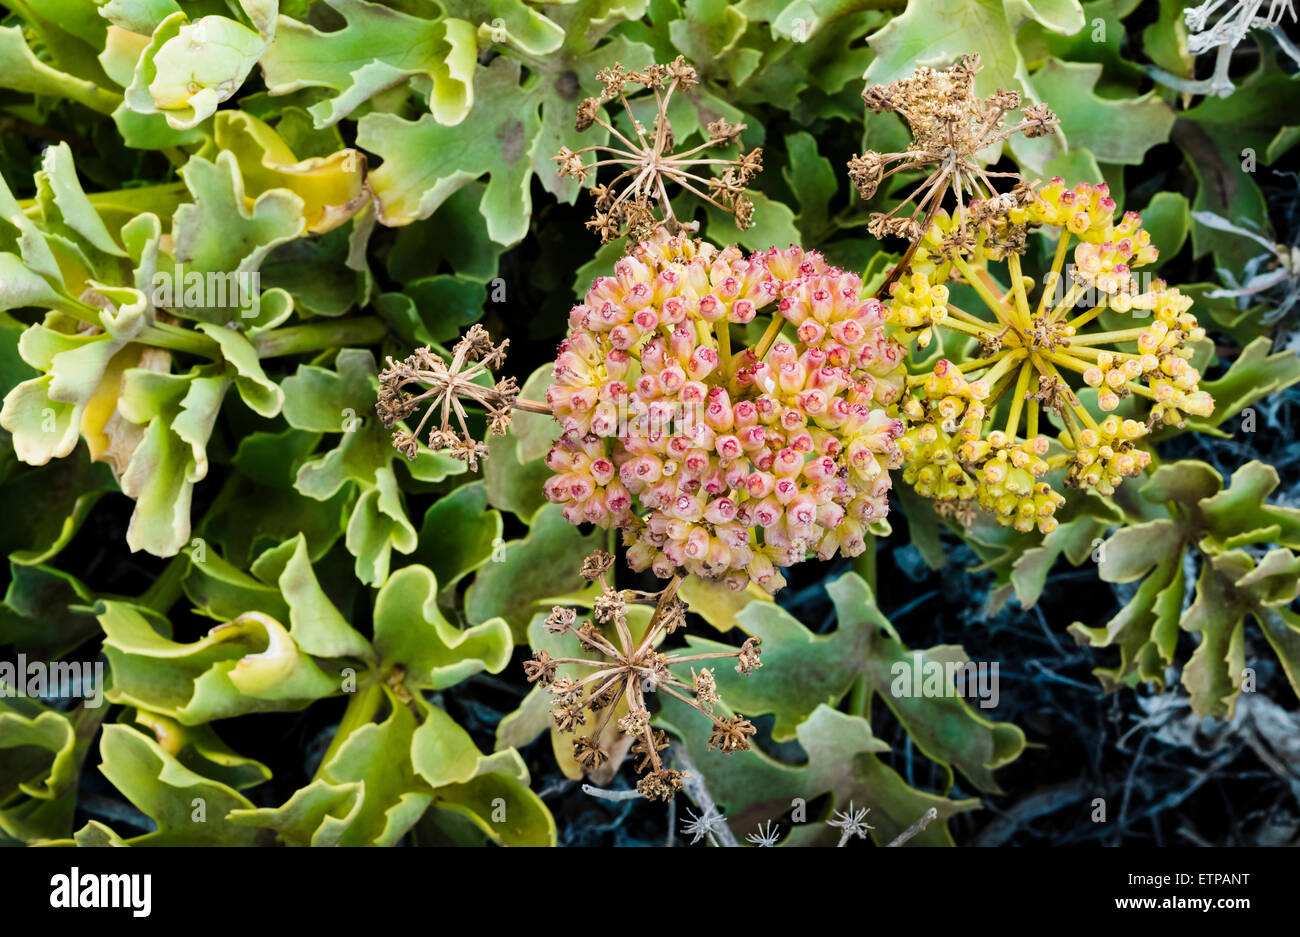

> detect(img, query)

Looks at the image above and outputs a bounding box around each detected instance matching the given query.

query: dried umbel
[848,54,1057,293]
[888,179,1214,534]
[378,325,531,470]
[555,56,763,243]
[543,227,906,594]
[525,552,762,800]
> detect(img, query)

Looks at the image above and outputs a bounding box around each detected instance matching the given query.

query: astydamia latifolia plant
[848,61,1214,534]
[1146,0,1300,97]
[555,57,765,242]
[524,550,762,800]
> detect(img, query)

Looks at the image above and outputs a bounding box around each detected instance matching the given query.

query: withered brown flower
[555,56,763,243]
[377,325,550,468]
[848,54,1060,295]
[526,551,763,799]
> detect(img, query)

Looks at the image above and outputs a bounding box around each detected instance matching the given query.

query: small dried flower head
[693,667,720,711]
[708,715,756,753]
[548,674,583,705]
[736,636,763,675]
[618,707,651,738]
[580,549,615,580]
[660,597,688,635]
[551,701,587,732]
[575,97,601,131]
[592,589,627,627]
[378,325,516,469]
[545,605,578,635]
[637,768,686,801]
[523,650,557,685]
[681,805,729,844]
[631,727,671,772]
[849,55,1060,295]
[747,820,782,847]
[827,801,875,846]
[525,557,767,799]
[559,56,763,241]
[572,735,608,771]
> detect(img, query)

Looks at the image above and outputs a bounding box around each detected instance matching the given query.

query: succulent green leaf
[373,564,512,689]
[261,0,477,128]
[101,601,343,723]
[463,503,603,640]
[93,724,266,845]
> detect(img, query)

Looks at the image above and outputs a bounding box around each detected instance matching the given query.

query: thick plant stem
[849,536,878,717]
[253,316,389,358]
[315,680,384,779]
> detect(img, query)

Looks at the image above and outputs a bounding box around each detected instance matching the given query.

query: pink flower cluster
[543,229,905,593]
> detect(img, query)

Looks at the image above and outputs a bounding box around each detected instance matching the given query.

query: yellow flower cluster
[885,176,1214,534]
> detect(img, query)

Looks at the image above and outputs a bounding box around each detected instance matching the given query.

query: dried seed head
[545,606,578,634]
[580,549,615,580]
[660,597,688,635]
[575,97,600,132]
[849,53,1060,268]
[522,556,769,798]
[561,56,761,241]
[631,728,671,772]
[572,735,608,771]
[378,325,516,469]
[593,589,627,627]
[708,715,756,753]
[736,636,763,675]
[693,667,719,711]
[523,650,558,686]
[637,768,686,801]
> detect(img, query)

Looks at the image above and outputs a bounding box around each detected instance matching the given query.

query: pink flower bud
[697,294,725,322]
[753,497,782,527]
[773,448,803,477]
[705,394,734,431]
[590,402,618,436]
[731,298,756,323]
[704,497,737,524]
[685,526,710,558]
[605,482,631,513]
[788,494,817,528]
[660,296,687,324]
[732,400,758,428]
[798,320,826,345]
[687,346,719,380]
[715,434,743,462]
[746,471,775,498]
[658,364,686,394]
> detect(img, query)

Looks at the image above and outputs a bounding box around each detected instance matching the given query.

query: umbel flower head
[885,180,1214,534]
[377,325,520,471]
[542,226,907,594]
[848,53,1057,292]
[524,551,762,801]
[555,56,764,243]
